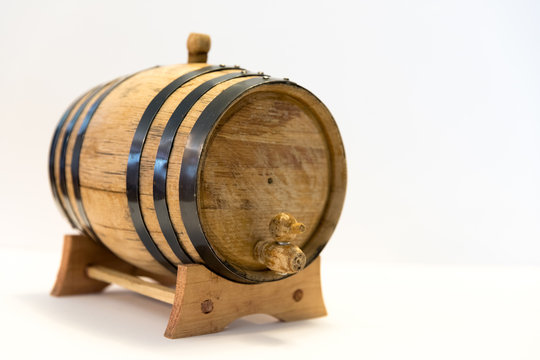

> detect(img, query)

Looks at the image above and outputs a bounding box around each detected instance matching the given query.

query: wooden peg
[187,33,211,63]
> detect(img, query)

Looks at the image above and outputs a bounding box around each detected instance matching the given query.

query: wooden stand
[51,234,327,338]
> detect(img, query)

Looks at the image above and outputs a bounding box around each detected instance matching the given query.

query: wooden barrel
[48,34,346,283]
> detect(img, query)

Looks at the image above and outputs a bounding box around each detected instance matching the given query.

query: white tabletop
[1,247,539,360]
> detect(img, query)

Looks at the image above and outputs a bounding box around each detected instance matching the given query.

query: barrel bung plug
[187,33,211,64]
[254,212,307,274]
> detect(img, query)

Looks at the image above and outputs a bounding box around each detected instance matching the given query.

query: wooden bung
[187,33,211,63]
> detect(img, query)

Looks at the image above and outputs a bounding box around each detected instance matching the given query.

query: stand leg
[165,257,327,339]
[51,234,136,296]
[51,234,327,339]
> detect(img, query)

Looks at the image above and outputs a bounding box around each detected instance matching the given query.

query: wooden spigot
[187,33,211,63]
[254,213,307,274]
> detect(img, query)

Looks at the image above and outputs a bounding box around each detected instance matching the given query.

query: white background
[1,0,539,359]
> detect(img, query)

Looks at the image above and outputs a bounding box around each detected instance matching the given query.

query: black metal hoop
[57,83,109,234]
[127,65,237,272]
[49,91,90,228]
[71,71,143,241]
[153,70,254,265]
[179,76,294,283]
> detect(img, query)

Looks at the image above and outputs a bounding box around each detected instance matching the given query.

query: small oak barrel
[49,33,346,283]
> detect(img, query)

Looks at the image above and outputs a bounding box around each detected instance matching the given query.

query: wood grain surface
[51,233,326,338]
[50,62,346,282]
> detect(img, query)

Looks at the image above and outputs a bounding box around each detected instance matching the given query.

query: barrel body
[49,63,346,283]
